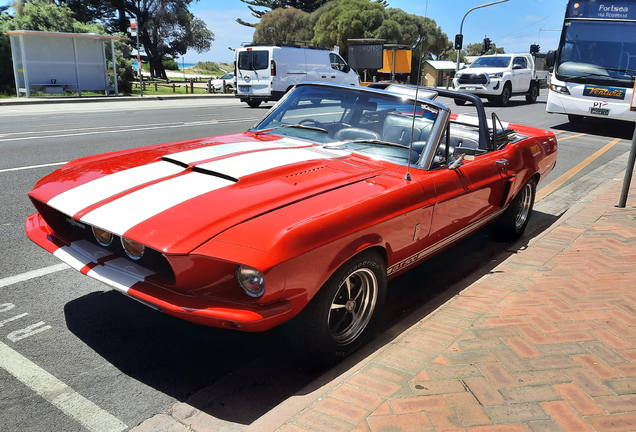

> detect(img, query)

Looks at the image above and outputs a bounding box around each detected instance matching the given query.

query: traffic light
[530,44,540,55]
[454,34,463,50]
[483,38,492,53]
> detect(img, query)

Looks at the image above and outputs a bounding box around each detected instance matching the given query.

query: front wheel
[246,99,261,108]
[491,178,536,242]
[454,99,466,106]
[285,251,387,366]
[495,83,511,106]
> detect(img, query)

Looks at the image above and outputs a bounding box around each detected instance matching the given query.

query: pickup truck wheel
[491,178,536,242]
[246,99,261,108]
[495,83,512,106]
[284,251,387,366]
[525,82,539,103]
[454,99,466,106]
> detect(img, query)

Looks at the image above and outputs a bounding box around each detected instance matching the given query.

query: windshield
[219,73,233,79]
[556,20,636,83]
[238,50,268,71]
[470,56,511,68]
[252,85,441,166]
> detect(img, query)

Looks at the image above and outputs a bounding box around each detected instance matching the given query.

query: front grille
[458,74,488,85]
[54,210,176,282]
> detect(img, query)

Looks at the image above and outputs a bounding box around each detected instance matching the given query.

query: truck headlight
[488,72,503,79]
[236,265,265,297]
[550,84,570,94]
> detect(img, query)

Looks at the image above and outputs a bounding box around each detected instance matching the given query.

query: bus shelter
[5,30,121,98]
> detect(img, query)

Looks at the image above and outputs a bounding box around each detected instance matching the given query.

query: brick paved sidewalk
[270,176,636,432]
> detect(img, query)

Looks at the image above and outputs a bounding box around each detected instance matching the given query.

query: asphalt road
[0,91,634,432]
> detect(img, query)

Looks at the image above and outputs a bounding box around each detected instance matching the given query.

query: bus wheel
[568,114,584,124]
[246,99,261,108]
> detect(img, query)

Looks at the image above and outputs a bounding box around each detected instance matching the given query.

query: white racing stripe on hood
[197,147,332,180]
[81,172,233,236]
[47,161,184,217]
[166,138,307,165]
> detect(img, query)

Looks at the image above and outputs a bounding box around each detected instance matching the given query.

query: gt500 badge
[583,85,626,100]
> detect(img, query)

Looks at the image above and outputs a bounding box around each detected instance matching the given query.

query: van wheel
[284,251,387,366]
[246,99,261,108]
[525,82,539,103]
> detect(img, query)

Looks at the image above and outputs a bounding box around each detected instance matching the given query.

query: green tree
[0,1,134,94]
[65,0,215,79]
[466,41,505,56]
[253,7,313,44]
[237,0,329,27]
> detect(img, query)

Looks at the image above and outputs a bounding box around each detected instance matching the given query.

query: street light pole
[456,0,510,72]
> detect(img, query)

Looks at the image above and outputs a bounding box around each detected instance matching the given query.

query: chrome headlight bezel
[235,265,265,297]
[92,226,113,247]
[121,237,145,260]
[488,72,503,79]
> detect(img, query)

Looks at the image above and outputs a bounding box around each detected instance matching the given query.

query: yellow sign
[378,50,412,73]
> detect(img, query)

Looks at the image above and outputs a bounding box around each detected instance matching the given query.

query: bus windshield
[556,20,636,83]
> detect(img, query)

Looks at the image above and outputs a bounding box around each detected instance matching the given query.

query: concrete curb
[0,93,236,106]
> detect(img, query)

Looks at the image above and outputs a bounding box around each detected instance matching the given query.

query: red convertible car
[26,83,557,364]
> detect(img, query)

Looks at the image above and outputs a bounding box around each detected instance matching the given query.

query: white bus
[546,0,636,123]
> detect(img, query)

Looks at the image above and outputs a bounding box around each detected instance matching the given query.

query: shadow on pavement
[64,210,560,427]
[550,116,635,140]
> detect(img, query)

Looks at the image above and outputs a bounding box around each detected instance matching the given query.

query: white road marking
[0,162,67,174]
[0,117,259,143]
[0,342,127,432]
[0,264,70,288]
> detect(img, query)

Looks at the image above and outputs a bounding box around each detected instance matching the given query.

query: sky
[186,0,567,64]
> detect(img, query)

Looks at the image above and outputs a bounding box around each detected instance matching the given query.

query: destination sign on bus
[570,2,636,20]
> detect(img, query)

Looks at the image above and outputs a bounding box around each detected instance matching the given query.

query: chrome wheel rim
[327,268,378,346]
[515,183,533,230]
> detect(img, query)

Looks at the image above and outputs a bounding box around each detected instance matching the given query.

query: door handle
[496,159,509,175]
[321,75,327,78]
[331,76,336,78]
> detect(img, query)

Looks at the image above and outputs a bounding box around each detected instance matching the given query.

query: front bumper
[453,79,502,96]
[26,212,293,331]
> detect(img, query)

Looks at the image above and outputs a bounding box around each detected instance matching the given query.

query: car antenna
[405,38,426,182]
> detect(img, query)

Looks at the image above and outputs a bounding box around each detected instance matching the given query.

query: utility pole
[456,0,510,72]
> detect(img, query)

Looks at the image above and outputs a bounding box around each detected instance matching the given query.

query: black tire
[246,99,261,108]
[568,114,584,124]
[491,177,536,242]
[285,251,387,366]
[454,99,466,106]
[525,82,539,103]
[495,83,511,106]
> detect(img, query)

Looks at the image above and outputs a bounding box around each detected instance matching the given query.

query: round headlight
[235,265,265,297]
[92,226,113,246]
[121,237,145,260]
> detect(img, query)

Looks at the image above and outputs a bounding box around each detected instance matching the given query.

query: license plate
[466,86,476,91]
[239,86,250,93]
[589,107,610,116]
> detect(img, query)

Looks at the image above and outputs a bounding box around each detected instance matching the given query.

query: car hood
[30,133,393,254]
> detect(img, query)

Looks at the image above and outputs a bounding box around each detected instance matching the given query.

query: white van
[234,44,360,107]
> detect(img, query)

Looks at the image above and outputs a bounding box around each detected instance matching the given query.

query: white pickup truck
[453,53,549,106]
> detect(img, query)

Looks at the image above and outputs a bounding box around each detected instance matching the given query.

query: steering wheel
[298,118,327,129]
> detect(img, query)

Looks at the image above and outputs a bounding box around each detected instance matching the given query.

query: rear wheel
[454,99,466,106]
[525,82,539,103]
[491,178,536,242]
[285,251,387,366]
[246,99,261,108]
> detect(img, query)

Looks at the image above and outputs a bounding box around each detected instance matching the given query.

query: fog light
[121,237,145,260]
[92,226,113,246]
[236,265,265,297]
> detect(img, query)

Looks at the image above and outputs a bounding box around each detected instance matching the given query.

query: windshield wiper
[254,124,328,134]
[599,67,636,76]
[325,139,409,149]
